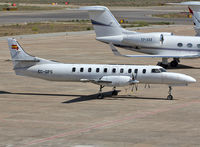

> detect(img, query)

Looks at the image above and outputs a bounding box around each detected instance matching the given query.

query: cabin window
[104,68,108,73]
[128,69,132,73]
[151,69,160,73]
[80,67,84,72]
[88,68,92,72]
[112,68,116,73]
[134,69,138,73]
[177,43,183,47]
[187,43,192,48]
[142,69,146,74]
[96,68,100,73]
[120,68,124,73]
[197,44,200,48]
[72,67,76,72]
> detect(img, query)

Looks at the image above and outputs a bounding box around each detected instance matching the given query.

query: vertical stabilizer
[168,2,200,36]
[188,4,200,36]
[8,38,39,69]
[80,6,124,37]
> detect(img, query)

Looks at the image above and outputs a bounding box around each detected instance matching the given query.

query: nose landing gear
[167,86,173,100]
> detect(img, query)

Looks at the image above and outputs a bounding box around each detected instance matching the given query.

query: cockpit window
[159,68,166,72]
[151,68,166,73]
[151,69,160,73]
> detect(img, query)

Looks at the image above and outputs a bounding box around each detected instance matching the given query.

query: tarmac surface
[0,6,193,25]
[0,25,200,147]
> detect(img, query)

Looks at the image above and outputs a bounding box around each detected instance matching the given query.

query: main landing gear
[112,86,119,96]
[97,85,119,99]
[167,86,173,100]
[97,85,105,99]
[157,58,180,68]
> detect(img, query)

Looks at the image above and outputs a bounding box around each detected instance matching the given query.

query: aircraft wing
[80,79,112,84]
[109,43,199,58]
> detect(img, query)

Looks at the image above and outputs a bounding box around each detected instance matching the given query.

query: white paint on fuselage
[15,63,195,87]
[97,33,200,57]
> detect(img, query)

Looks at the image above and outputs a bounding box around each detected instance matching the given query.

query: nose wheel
[167,86,173,100]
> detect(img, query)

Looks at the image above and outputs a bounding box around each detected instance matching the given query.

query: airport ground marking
[20,100,200,147]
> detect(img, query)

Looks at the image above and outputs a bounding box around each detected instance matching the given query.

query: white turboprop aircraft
[168,1,200,36]
[80,6,200,68]
[8,38,196,100]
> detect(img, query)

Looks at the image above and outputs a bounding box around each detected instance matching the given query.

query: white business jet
[168,1,200,36]
[80,6,200,68]
[8,38,196,100]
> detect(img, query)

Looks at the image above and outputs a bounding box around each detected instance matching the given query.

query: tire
[97,94,104,99]
[112,91,118,96]
[170,60,178,67]
[167,95,173,100]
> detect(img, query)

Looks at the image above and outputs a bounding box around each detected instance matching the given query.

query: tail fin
[187,4,200,36]
[167,2,200,36]
[80,6,124,37]
[8,38,39,69]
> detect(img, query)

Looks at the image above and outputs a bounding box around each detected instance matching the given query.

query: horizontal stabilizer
[79,6,106,11]
[167,2,200,6]
[109,43,199,58]
[13,59,40,62]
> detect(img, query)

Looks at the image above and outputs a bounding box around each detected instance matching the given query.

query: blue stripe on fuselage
[91,19,111,27]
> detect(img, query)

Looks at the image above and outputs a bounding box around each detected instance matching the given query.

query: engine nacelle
[123,32,173,47]
[100,76,132,87]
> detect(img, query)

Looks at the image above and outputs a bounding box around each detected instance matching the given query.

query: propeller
[144,84,151,88]
[131,73,139,92]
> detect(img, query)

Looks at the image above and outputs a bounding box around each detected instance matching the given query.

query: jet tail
[167,2,200,36]
[80,6,133,37]
[8,38,52,72]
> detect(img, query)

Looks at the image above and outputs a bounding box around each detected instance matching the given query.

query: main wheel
[97,94,104,99]
[112,90,118,96]
[167,95,173,100]
[170,60,178,67]
[157,62,168,68]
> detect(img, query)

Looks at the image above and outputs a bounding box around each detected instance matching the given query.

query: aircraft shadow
[62,91,116,103]
[166,64,200,69]
[0,90,171,103]
[109,95,168,101]
[0,91,81,97]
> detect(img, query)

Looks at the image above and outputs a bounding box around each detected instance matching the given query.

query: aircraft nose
[162,73,196,85]
[177,74,196,84]
[182,75,196,83]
